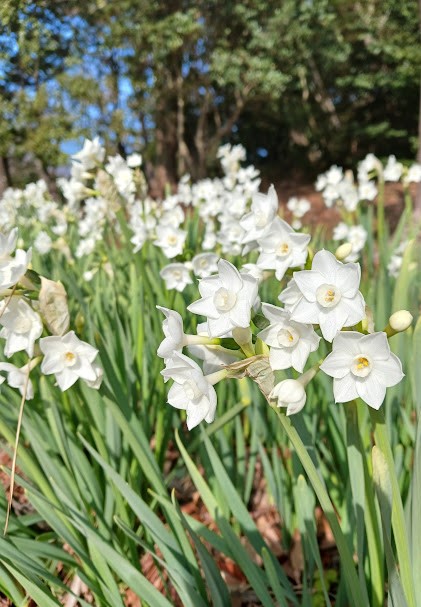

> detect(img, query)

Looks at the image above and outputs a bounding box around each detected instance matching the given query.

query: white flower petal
[168,383,187,410]
[293,270,324,302]
[187,296,219,319]
[372,354,404,387]
[269,348,293,370]
[359,332,390,360]
[333,374,359,403]
[321,349,354,378]
[218,260,242,292]
[336,263,361,298]
[356,375,386,409]
[311,250,340,282]
[290,342,311,373]
[318,305,348,342]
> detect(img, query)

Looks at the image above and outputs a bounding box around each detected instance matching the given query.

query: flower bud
[386,310,413,336]
[335,242,353,261]
[270,379,306,416]
[232,326,252,346]
[232,326,255,357]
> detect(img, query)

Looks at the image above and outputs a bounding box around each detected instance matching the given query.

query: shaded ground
[273,179,412,233]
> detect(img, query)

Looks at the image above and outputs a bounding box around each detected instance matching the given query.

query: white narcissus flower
[160,263,192,292]
[0,363,34,400]
[126,153,142,168]
[157,306,186,362]
[0,228,18,259]
[0,297,43,357]
[290,250,365,342]
[154,225,187,259]
[161,352,219,430]
[0,230,31,295]
[187,259,258,338]
[270,379,306,415]
[383,155,403,182]
[256,217,310,281]
[258,303,320,372]
[40,331,100,391]
[34,231,52,254]
[240,185,279,245]
[191,253,219,278]
[72,137,105,170]
[320,331,404,409]
[406,163,421,183]
[157,307,219,363]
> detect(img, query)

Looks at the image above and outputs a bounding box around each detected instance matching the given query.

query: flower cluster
[158,207,409,428]
[0,229,103,399]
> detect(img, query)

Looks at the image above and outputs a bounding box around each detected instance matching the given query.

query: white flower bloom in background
[346,226,367,261]
[34,231,53,254]
[72,137,105,170]
[83,269,98,282]
[387,240,408,278]
[160,206,185,229]
[358,153,382,182]
[40,331,100,392]
[75,237,97,259]
[291,250,365,341]
[0,240,31,295]
[270,378,307,415]
[0,228,18,259]
[333,223,367,262]
[258,303,320,372]
[320,331,404,409]
[160,263,192,292]
[154,225,186,259]
[161,352,218,430]
[287,197,311,218]
[126,153,142,168]
[0,297,43,357]
[387,254,403,278]
[240,185,278,244]
[358,180,377,201]
[130,221,148,253]
[406,163,421,183]
[0,362,34,400]
[256,217,310,280]
[191,253,219,278]
[202,224,217,250]
[332,222,350,241]
[383,155,403,182]
[187,259,258,337]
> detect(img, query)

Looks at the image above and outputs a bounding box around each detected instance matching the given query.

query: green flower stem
[377,179,386,260]
[272,406,367,607]
[347,401,383,607]
[184,335,221,346]
[369,407,416,607]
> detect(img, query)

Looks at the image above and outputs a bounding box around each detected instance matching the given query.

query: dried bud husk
[39,277,70,336]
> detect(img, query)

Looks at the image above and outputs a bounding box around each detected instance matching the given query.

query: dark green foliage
[0,0,420,186]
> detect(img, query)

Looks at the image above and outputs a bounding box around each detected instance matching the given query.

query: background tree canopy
[0,0,420,190]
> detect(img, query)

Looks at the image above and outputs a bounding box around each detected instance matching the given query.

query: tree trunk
[0,157,12,195]
[176,75,192,178]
